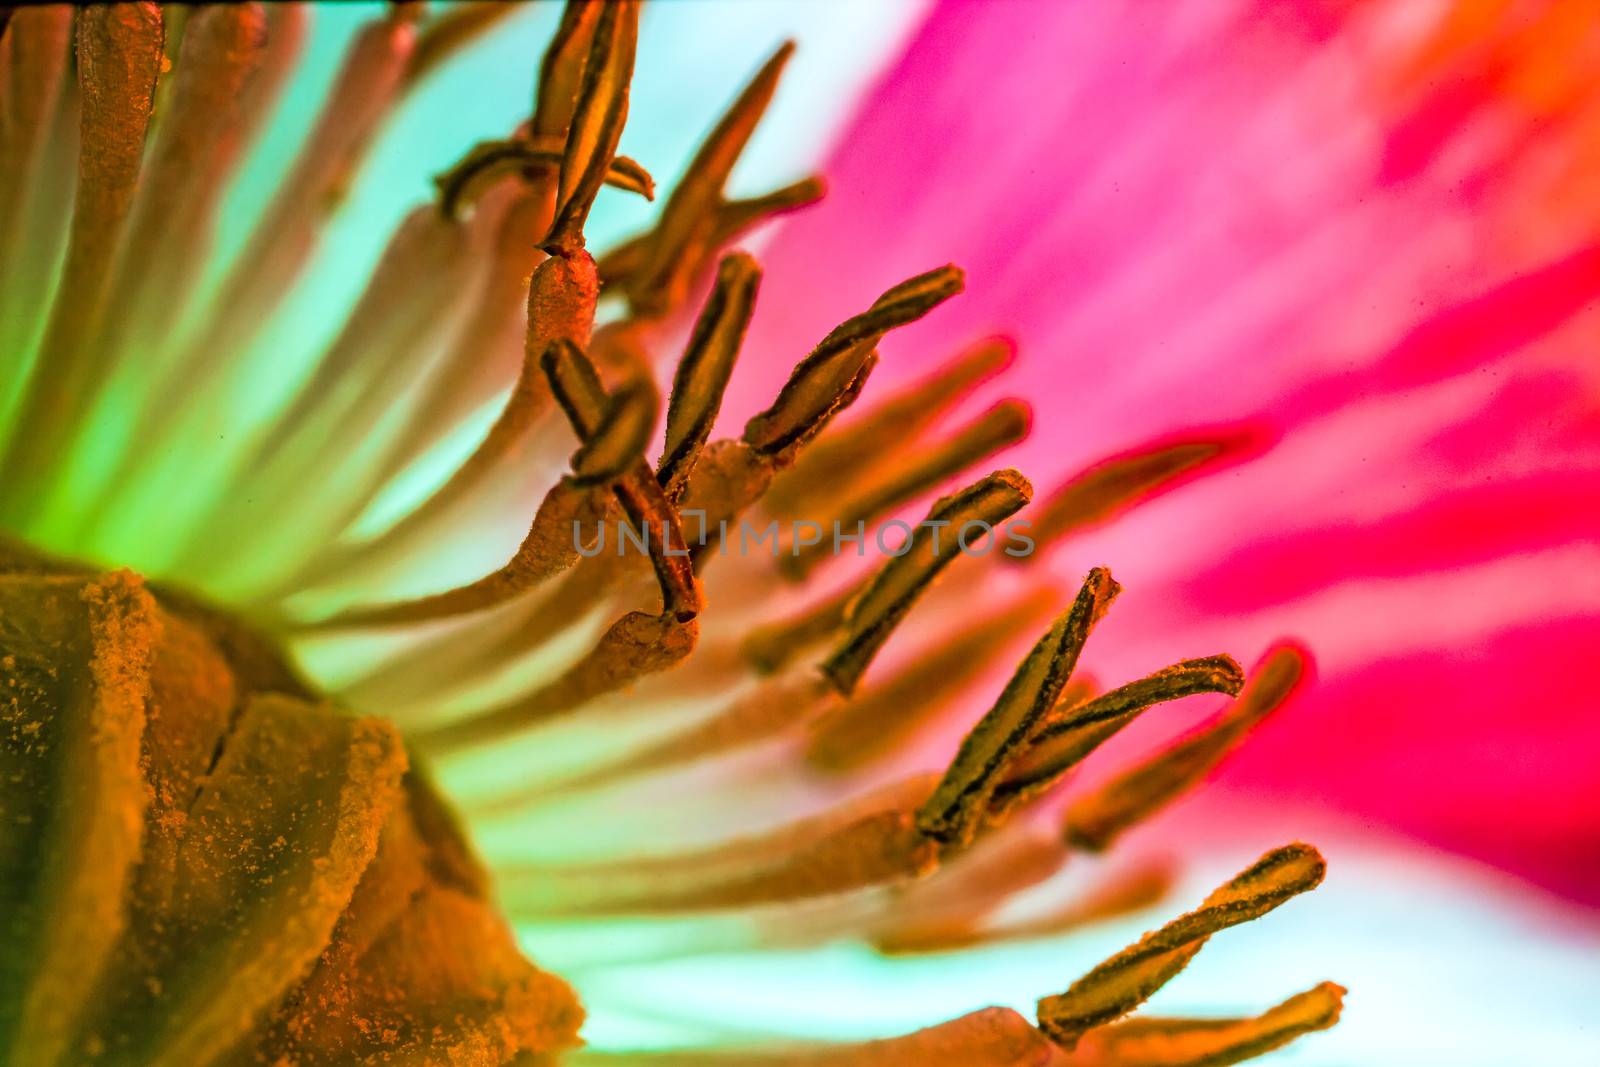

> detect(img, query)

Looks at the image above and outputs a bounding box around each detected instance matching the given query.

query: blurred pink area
[731,0,1600,902]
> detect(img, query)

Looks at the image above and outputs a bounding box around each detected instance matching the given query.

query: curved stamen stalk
[585,804,942,914]
[868,829,1069,953]
[565,1008,1063,1066]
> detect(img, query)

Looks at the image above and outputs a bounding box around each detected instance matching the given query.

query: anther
[1063,644,1308,851]
[987,654,1245,819]
[1036,843,1327,1047]
[821,469,1033,696]
[743,265,965,456]
[657,253,762,500]
[916,567,1119,846]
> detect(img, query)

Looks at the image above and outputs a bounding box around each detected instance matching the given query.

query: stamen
[742,514,997,680]
[623,42,794,316]
[546,343,700,620]
[1063,645,1308,852]
[819,352,880,436]
[434,134,539,203]
[605,155,657,201]
[492,336,702,622]
[493,671,835,810]
[744,265,966,456]
[307,340,627,630]
[806,586,1060,773]
[657,253,762,500]
[988,655,1245,819]
[323,244,601,571]
[676,342,883,566]
[312,481,602,630]
[74,3,270,422]
[594,807,940,913]
[610,472,701,621]
[712,176,829,244]
[290,2,615,572]
[880,857,1178,956]
[545,334,612,434]
[570,379,657,486]
[497,774,940,912]
[405,1,521,88]
[917,568,1119,846]
[1064,982,1345,1067]
[0,3,165,510]
[433,134,653,221]
[546,0,639,252]
[125,7,417,444]
[781,399,1031,580]
[0,6,75,431]
[288,2,642,579]
[764,338,1015,520]
[870,829,1068,954]
[418,609,699,750]
[1036,843,1326,1048]
[531,0,602,141]
[597,176,825,293]
[1020,425,1271,558]
[742,576,866,675]
[567,1007,1060,1065]
[821,469,1034,696]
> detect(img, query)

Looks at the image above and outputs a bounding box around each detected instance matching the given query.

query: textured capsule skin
[0,542,581,1067]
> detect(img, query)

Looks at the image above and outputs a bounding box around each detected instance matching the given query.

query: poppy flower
[0,2,1593,1065]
